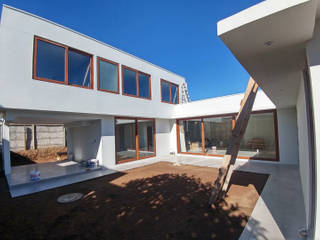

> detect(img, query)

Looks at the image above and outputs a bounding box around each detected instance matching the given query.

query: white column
[306,18,320,239]
[98,117,115,168]
[2,122,11,175]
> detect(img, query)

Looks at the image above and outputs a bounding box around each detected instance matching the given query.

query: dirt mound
[13,147,67,165]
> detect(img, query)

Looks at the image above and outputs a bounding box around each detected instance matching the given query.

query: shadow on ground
[0,163,268,240]
[0,151,36,167]
[0,147,68,169]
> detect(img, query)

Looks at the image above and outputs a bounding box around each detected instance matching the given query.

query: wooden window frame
[121,65,152,100]
[176,109,279,161]
[33,36,94,90]
[97,56,120,94]
[161,79,180,104]
[115,117,156,164]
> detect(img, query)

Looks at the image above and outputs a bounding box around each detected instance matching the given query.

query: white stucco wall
[173,90,275,119]
[99,117,115,168]
[155,119,172,158]
[169,120,178,154]
[296,76,311,229]
[0,6,185,119]
[276,107,299,164]
[306,18,320,239]
[67,120,101,162]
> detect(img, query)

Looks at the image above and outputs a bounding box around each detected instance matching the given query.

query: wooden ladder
[209,77,259,206]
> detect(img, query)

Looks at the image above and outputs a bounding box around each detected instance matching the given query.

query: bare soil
[7,147,68,166]
[0,162,268,240]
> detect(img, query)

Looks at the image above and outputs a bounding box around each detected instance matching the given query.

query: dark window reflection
[161,81,170,102]
[123,68,137,95]
[171,85,178,104]
[68,49,91,87]
[99,60,118,92]
[36,40,65,82]
[138,73,150,99]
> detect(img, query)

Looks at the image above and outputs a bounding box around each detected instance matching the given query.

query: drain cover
[57,193,83,203]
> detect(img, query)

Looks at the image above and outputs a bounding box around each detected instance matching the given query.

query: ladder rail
[209,77,259,206]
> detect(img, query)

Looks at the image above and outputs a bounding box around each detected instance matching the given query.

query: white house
[0,0,319,239]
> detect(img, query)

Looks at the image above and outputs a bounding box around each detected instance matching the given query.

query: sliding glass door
[239,111,277,159]
[203,116,233,155]
[115,119,136,162]
[178,119,203,153]
[138,119,155,159]
[115,118,155,164]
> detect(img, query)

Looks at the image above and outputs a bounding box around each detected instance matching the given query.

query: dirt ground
[5,147,68,166]
[0,162,268,240]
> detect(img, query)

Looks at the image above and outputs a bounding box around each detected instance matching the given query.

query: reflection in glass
[138,120,155,158]
[123,68,137,95]
[36,40,65,82]
[178,112,277,160]
[161,81,170,102]
[116,119,136,162]
[68,49,91,87]
[203,116,233,155]
[99,59,118,92]
[179,119,203,153]
[171,84,178,104]
[239,112,276,159]
[138,73,150,98]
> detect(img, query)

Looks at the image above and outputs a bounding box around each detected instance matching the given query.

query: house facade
[0,5,290,171]
[0,0,320,239]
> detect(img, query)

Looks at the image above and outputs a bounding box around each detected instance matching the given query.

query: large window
[138,119,155,159]
[122,66,151,99]
[177,110,279,161]
[97,57,119,94]
[203,116,233,155]
[33,36,93,89]
[68,49,92,88]
[115,118,155,163]
[116,119,137,162]
[239,111,277,159]
[35,39,65,83]
[178,119,203,154]
[161,79,179,104]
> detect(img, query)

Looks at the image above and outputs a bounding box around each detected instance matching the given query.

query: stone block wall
[9,125,66,151]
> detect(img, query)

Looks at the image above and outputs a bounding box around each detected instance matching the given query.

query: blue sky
[1,0,263,100]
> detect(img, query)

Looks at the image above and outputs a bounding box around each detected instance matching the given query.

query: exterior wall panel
[0,6,185,119]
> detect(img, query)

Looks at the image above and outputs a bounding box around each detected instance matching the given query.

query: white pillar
[98,117,115,168]
[2,122,11,175]
[306,18,320,239]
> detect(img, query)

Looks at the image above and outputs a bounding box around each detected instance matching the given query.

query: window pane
[138,120,155,158]
[171,84,178,104]
[36,39,65,82]
[123,68,137,95]
[116,119,136,162]
[179,119,203,153]
[203,116,233,155]
[68,49,91,87]
[99,59,118,92]
[138,73,150,98]
[239,112,276,159]
[161,81,170,102]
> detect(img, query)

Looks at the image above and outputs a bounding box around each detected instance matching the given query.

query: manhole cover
[57,193,83,203]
